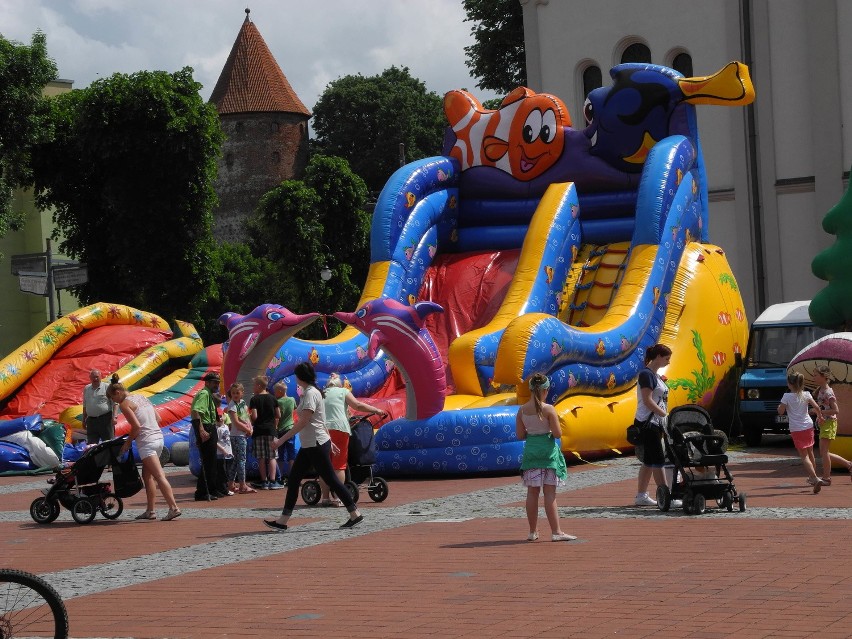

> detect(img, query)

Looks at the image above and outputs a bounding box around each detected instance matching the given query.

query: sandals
[163,509,182,521]
[526,531,539,542]
[237,486,257,494]
[134,511,156,520]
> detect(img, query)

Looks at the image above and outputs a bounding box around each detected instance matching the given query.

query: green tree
[810,169,852,330]
[0,32,57,241]
[250,155,369,336]
[463,0,526,94]
[32,68,223,325]
[311,67,444,192]
[195,242,290,345]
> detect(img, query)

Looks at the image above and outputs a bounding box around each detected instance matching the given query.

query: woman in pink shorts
[778,371,824,493]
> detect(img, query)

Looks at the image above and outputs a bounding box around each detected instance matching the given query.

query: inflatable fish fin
[483,136,510,162]
[678,61,755,106]
[239,332,259,361]
[368,330,387,360]
[500,86,534,107]
[413,301,444,320]
[444,90,486,128]
[623,131,658,165]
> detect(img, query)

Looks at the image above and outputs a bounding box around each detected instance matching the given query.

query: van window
[747,326,833,367]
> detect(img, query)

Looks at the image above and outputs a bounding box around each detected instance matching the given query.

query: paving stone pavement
[3,442,852,638]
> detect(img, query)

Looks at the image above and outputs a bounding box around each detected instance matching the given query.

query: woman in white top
[778,371,824,493]
[319,372,386,507]
[264,362,364,531]
[516,372,575,542]
[107,374,181,521]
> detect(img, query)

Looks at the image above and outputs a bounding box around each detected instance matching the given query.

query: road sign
[53,265,88,290]
[18,271,48,296]
[10,252,47,276]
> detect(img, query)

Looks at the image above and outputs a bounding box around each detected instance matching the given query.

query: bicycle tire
[0,568,68,639]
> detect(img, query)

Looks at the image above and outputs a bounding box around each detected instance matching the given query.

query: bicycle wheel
[0,568,68,639]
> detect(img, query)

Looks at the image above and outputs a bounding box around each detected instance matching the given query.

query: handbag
[111,450,143,498]
[626,416,652,446]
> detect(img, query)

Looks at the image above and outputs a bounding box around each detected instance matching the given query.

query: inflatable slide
[0,303,215,471]
[220,62,753,476]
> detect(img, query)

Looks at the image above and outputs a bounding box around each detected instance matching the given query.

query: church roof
[210,11,310,117]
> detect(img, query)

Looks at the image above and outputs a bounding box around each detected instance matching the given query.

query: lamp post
[320,265,332,282]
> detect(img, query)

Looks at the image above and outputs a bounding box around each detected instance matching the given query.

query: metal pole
[45,238,56,323]
[398,142,406,167]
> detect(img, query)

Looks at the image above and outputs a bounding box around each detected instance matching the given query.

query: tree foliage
[195,242,290,344]
[250,155,369,336]
[463,0,527,94]
[0,31,57,239]
[810,169,852,330]
[32,68,223,325]
[311,67,444,192]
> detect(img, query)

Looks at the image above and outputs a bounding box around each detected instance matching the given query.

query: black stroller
[656,405,746,515]
[346,413,389,502]
[29,436,143,525]
[299,414,390,505]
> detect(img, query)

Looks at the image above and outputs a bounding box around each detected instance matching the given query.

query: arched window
[621,42,651,64]
[672,52,693,77]
[582,65,602,98]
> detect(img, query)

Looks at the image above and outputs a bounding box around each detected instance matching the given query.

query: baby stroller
[299,414,390,504]
[656,405,747,515]
[29,435,143,525]
[346,413,389,502]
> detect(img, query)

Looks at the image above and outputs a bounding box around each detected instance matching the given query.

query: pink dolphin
[219,304,320,390]
[334,298,446,420]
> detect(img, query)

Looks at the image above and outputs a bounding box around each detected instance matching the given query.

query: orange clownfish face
[444,87,569,182]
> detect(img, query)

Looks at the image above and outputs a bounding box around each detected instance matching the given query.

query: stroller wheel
[71,498,97,524]
[367,477,389,503]
[719,490,734,512]
[738,492,747,512]
[345,481,360,504]
[655,485,671,512]
[30,497,60,524]
[99,493,124,520]
[692,493,706,515]
[301,480,321,506]
[682,490,693,514]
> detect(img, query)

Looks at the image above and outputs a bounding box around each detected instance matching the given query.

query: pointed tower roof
[210,9,310,117]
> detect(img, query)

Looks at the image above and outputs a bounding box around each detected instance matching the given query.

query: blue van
[737,301,832,446]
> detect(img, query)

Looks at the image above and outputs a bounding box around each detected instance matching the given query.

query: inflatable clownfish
[444,87,570,181]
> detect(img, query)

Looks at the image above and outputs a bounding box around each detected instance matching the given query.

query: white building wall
[523,0,851,322]
[841,2,852,170]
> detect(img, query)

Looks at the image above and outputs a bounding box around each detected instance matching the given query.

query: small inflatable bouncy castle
[0,303,216,472]
[220,62,755,476]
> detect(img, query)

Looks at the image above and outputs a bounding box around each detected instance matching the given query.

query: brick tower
[209,8,311,241]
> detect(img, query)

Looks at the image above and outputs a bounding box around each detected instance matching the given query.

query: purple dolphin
[334,298,446,420]
[219,304,320,391]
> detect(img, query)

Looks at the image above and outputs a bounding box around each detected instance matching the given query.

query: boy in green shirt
[273,381,297,487]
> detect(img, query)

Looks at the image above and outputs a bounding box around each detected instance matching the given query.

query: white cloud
[1,0,501,109]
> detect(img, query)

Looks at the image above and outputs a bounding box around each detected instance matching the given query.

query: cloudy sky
[1,0,500,112]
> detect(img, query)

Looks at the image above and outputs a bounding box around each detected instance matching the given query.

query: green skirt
[520,434,567,480]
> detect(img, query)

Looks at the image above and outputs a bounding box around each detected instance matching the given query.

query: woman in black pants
[263,362,363,530]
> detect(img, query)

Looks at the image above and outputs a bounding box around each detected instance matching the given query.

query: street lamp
[320,264,332,282]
